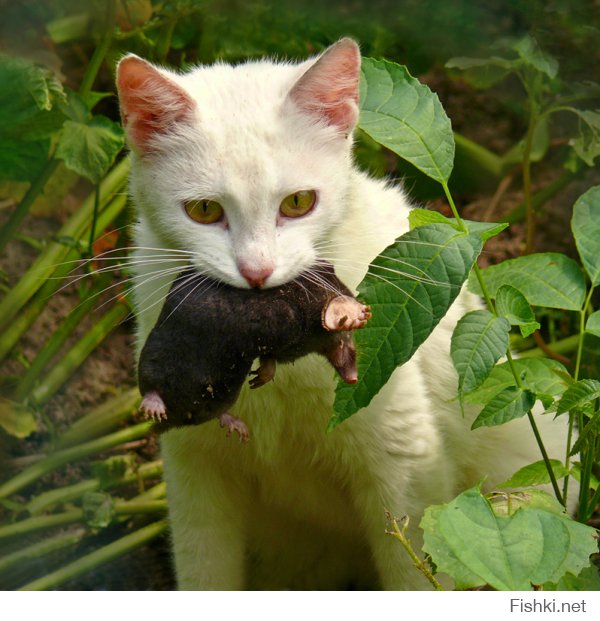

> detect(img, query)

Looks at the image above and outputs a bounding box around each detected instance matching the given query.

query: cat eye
[279,190,317,218]
[184,199,224,224]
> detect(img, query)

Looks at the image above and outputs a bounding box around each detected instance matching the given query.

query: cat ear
[288,38,361,134]
[116,55,195,153]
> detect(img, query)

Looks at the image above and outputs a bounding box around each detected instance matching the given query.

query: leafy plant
[330,56,600,590]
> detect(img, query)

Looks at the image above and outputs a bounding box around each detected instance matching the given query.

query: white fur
[123,47,571,589]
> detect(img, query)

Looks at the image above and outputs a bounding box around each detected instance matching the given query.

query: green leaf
[495,284,540,337]
[55,116,124,184]
[82,492,115,529]
[421,486,597,590]
[445,56,515,89]
[408,210,508,243]
[586,310,600,338]
[569,410,600,457]
[0,399,38,438]
[544,565,600,591]
[465,358,570,405]
[451,310,510,400]
[0,54,66,181]
[332,224,482,426]
[498,459,570,489]
[556,379,600,415]
[469,253,587,311]
[567,109,600,167]
[408,208,454,229]
[471,386,535,429]
[513,35,559,80]
[571,185,600,286]
[358,58,454,183]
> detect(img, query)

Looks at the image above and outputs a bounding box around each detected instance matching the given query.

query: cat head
[116,39,361,288]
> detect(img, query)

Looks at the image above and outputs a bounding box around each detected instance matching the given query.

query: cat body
[117,40,570,589]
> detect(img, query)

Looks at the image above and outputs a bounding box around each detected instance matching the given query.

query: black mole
[138,263,370,440]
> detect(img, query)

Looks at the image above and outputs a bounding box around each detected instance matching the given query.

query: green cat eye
[279,190,317,218]
[184,199,224,224]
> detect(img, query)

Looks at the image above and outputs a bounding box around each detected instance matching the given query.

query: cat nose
[238,263,274,288]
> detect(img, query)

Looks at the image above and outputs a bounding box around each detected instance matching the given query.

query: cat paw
[322,295,371,331]
[249,356,277,389]
[219,412,250,442]
[139,391,168,422]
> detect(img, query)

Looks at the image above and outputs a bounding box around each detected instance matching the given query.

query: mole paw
[139,391,167,422]
[323,296,372,331]
[219,412,250,443]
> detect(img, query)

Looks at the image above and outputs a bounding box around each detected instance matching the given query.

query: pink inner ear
[117,56,195,152]
[289,39,361,133]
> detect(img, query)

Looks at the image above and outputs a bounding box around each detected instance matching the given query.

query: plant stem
[522,108,538,255]
[0,157,130,336]
[0,510,84,539]
[0,529,86,574]
[0,158,60,253]
[54,387,140,450]
[563,287,595,504]
[386,513,444,590]
[28,301,130,407]
[78,0,117,100]
[442,180,565,505]
[18,519,168,591]
[0,422,151,500]
[12,275,112,402]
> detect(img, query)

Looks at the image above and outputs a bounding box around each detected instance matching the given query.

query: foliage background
[0,0,598,590]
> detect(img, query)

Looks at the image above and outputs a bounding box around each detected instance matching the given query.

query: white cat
[116,39,570,589]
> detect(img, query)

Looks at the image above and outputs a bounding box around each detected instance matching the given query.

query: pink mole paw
[219,412,250,443]
[139,391,167,422]
[323,296,372,331]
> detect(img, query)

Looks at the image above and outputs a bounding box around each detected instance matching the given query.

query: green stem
[387,514,444,590]
[0,422,151,500]
[28,301,130,407]
[0,510,84,539]
[26,460,162,515]
[0,529,86,574]
[563,287,595,504]
[0,192,128,363]
[0,157,130,336]
[0,158,60,253]
[18,520,168,591]
[522,107,538,255]
[87,184,101,255]
[442,180,565,506]
[78,0,117,100]
[12,275,113,402]
[54,387,140,450]
[515,334,580,358]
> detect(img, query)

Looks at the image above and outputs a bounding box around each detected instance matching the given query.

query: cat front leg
[161,428,249,589]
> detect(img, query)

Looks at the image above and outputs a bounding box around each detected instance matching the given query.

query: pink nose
[238,264,274,288]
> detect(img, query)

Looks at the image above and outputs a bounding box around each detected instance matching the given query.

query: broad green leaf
[465,358,569,405]
[513,35,559,79]
[544,565,600,591]
[556,379,600,415]
[469,253,586,311]
[445,56,514,89]
[464,220,509,242]
[471,386,535,429]
[586,310,600,338]
[0,54,66,181]
[567,109,600,166]
[421,486,597,590]
[495,284,540,337]
[571,185,600,286]
[498,459,570,489]
[408,208,454,229]
[332,224,482,425]
[408,210,508,243]
[451,310,510,399]
[502,117,551,166]
[55,116,124,184]
[358,58,454,183]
